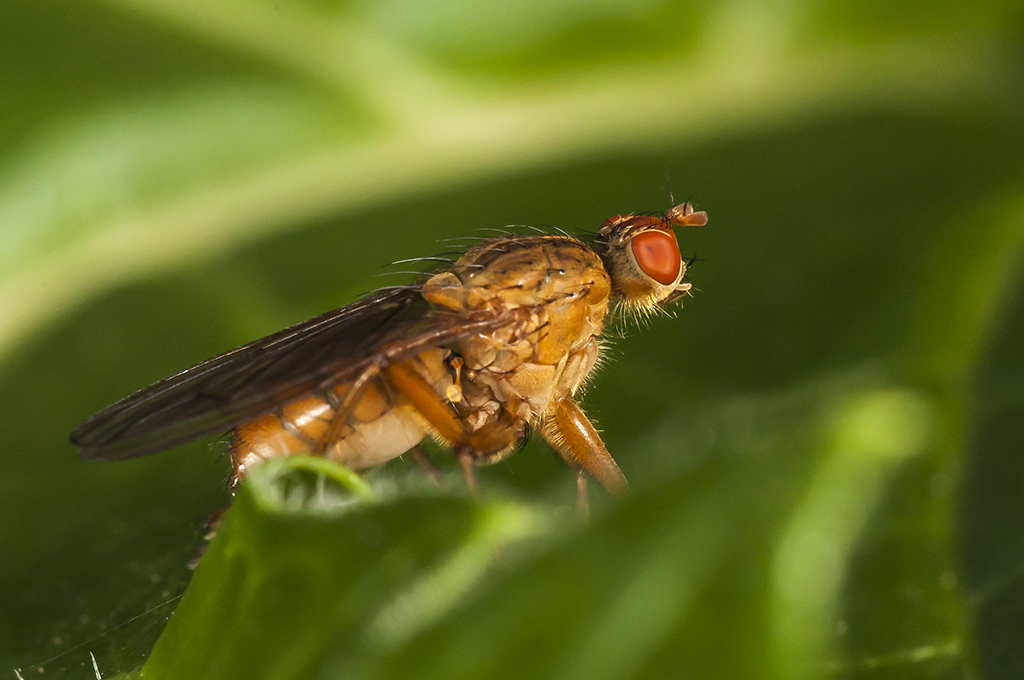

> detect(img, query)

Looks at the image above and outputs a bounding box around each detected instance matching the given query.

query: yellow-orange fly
[72,202,708,506]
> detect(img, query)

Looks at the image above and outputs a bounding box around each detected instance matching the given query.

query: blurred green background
[2,0,1023,678]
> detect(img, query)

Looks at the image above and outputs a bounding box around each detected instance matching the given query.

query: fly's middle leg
[384,359,521,496]
[407,445,444,489]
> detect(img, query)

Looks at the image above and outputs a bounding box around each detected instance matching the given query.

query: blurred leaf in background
[1,0,1022,678]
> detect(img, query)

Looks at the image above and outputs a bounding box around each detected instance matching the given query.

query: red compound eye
[631,230,682,285]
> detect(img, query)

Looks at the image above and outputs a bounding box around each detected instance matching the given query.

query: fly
[71,202,709,507]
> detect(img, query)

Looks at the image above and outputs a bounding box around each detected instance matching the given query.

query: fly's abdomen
[230,348,453,483]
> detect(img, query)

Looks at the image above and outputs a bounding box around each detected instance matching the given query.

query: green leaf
[144,458,549,679]
[2,0,1023,678]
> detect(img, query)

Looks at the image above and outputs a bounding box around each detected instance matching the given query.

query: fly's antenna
[665,201,708,228]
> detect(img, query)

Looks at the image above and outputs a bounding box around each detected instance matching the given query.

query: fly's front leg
[543,398,629,510]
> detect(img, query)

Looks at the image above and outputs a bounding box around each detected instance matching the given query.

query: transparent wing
[71,287,505,461]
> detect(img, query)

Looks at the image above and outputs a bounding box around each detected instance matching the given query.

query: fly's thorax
[452,336,602,438]
[421,235,611,314]
[422,235,612,433]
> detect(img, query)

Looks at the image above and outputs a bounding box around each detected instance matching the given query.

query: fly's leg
[407,445,444,489]
[453,418,524,497]
[383,361,463,441]
[384,360,520,497]
[573,470,589,518]
[230,361,386,485]
[383,360,474,493]
[313,363,383,456]
[189,504,231,569]
[542,398,629,510]
[458,452,479,497]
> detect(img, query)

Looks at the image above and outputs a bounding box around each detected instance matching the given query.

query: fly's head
[594,201,708,316]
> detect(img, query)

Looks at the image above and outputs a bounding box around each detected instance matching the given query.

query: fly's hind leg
[312,362,383,456]
[542,398,629,512]
[188,504,231,570]
[230,361,384,485]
